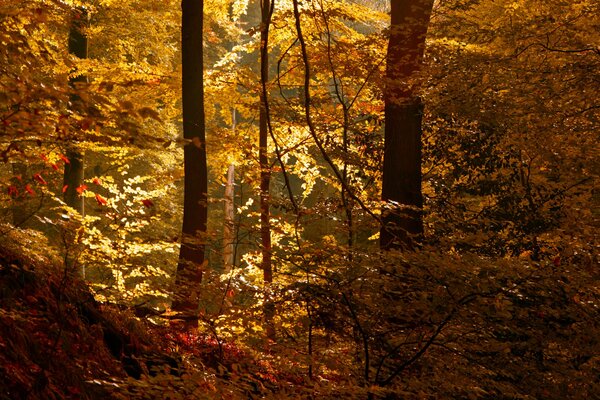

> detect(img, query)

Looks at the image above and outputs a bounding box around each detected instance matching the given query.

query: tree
[223,163,235,269]
[259,0,277,338]
[380,0,434,250]
[422,0,598,257]
[172,0,208,322]
[63,7,88,216]
[259,0,273,285]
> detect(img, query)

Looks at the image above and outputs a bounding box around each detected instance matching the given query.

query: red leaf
[33,173,47,185]
[141,199,154,208]
[92,178,101,185]
[95,193,107,206]
[76,184,88,194]
[40,154,48,162]
[226,289,235,298]
[25,184,34,195]
[59,154,70,164]
[62,185,68,193]
[7,185,18,197]
[51,163,59,171]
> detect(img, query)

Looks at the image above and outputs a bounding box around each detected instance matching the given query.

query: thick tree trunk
[173,0,208,323]
[63,150,84,214]
[63,7,88,216]
[380,0,433,250]
[259,0,273,285]
[260,0,276,338]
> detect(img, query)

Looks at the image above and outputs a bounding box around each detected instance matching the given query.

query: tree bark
[173,0,208,323]
[259,0,273,285]
[260,0,276,338]
[63,7,88,216]
[11,163,32,227]
[380,0,433,250]
[223,163,235,270]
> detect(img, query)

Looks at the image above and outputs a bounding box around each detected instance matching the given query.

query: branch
[379,292,480,386]
[291,0,381,225]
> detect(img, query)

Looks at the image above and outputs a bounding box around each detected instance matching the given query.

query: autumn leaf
[92,178,101,185]
[33,173,47,185]
[76,185,88,194]
[59,154,70,164]
[95,193,108,206]
[25,184,34,195]
[62,185,68,193]
[51,164,59,171]
[7,185,18,197]
[141,199,154,208]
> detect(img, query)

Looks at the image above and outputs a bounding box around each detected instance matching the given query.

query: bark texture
[173,0,208,322]
[259,0,273,285]
[223,163,235,270]
[63,7,88,216]
[380,0,434,250]
[260,0,276,338]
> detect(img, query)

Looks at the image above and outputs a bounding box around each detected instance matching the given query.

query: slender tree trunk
[223,163,235,270]
[63,7,88,216]
[260,0,276,338]
[380,0,433,250]
[173,0,208,323]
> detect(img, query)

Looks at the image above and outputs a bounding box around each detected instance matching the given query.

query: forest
[0,0,598,398]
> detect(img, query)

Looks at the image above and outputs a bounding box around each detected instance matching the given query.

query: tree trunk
[63,150,84,214]
[11,163,31,227]
[173,0,208,323]
[63,7,88,216]
[223,163,235,270]
[260,0,276,338]
[259,0,273,285]
[380,0,433,250]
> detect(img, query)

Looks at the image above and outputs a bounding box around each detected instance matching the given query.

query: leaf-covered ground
[1,227,599,399]
[0,228,336,399]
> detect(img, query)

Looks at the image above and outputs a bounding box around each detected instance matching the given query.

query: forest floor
[0,228,310,400]
[1,227,599,399]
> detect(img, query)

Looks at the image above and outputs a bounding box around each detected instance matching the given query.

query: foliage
[0,227,129,399]
[424,0,598,259]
